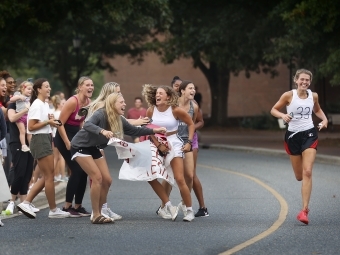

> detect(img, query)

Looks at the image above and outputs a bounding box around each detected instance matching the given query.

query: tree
[265,0,340,86]
[154,0,282,125]
[0,0,171,96]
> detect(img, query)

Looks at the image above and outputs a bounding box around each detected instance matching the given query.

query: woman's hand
[135,117,150,126]
[153,127,167,134]
[182,142,191,153]
[318,120,328,131]
[101,130,114,139]
[282,113,293,123]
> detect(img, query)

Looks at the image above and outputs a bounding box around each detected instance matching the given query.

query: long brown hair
[142,84,178,107]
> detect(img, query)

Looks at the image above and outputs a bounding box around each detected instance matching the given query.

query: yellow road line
[198,164,288,255]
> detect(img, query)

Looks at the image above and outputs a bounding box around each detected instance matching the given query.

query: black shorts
[284,127,318,155]
[70,146,103,160]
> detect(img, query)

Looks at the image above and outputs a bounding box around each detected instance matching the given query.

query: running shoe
[104,208,122,220]
[62,206,81,218]
[297,209,309,225]
[49,208,71,218]
[156,206,172,219]
[5,201,15,215]
[195,207,209,217]
[166,205,178,221]
[183,210,195,222]
[0,219,4,227]
[17,202,36,219]
[29,203,40,213]
[74,206,91,217]
[177,202,187,216]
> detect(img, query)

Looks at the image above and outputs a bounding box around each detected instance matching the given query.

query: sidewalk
[199,127,340,164]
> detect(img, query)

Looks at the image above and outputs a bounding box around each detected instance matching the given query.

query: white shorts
[167,134,184,158]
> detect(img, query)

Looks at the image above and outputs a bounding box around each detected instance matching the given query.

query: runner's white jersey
[286,89,314,132]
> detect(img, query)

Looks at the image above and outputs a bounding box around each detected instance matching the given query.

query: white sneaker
[21,145,30,152]
[177,202,187,216]
[17,202,36,219]
[104,208,122,220]
[166,205,178,221]
[183,210,195,222]
[5,201,15,215]
[29,203,40,213]
[48,208,70,218]
[156,206,172,220]
[0,219,4,227]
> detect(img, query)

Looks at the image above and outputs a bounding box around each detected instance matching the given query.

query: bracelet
[44,120,49,126]
[186,139,192,145]
[100,129,105,134]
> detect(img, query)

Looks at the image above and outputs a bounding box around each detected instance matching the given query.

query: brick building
[104,52,340,120]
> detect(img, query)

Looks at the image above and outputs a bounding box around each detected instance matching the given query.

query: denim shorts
[30,133,53,159]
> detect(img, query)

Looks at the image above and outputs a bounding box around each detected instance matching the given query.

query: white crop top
[152,106,178,132]
[286,89,314,132]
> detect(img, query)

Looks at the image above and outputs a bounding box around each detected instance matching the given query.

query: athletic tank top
[66,96,87,126]
[152,106,178,132]
[286,89,314,132]
[178,101,194,138]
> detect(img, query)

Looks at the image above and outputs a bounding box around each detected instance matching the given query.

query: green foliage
[241,112,279,130]
[265,0,340,85]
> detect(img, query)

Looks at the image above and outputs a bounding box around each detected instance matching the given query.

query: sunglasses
[7,81,16,85]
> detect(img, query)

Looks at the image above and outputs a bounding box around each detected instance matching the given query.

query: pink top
[65,96,88,126]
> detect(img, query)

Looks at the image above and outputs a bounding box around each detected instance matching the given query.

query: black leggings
[54,124,87,205]
[10,143,34,196]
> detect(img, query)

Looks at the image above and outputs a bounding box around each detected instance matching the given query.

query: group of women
[4,68,326,226]
[13,75,209,224]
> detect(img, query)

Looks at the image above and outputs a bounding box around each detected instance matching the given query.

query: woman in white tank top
[142,84,196,222]
[271,69,328,225]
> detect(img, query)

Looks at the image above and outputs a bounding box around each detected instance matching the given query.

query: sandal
[91,215,113,224]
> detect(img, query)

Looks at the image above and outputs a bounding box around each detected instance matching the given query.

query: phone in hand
[54,120,62,126]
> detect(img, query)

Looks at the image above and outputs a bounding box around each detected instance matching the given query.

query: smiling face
[37,81,51,100]
[181,83,196,100]
[6,77,16,93]
[172,80,182,92]
[0,79,7,97]
[79,79,94,98]
[295,73,311,90]
[155,88,169,106]
[22,84,33,97]
[115,95,126,115]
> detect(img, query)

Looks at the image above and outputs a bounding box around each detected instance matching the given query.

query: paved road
[1,146,340,255]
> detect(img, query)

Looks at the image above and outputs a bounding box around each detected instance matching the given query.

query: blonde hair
[87,82,120,117]
[17,81,33,94]
[142,84,178,107]
[293,69,313,85]
[50,95,61,111]
[75,76,92,93]
[104,93,124,139]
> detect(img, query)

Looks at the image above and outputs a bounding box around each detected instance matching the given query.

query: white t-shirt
[49,109,61,137]
[27,99,52,134]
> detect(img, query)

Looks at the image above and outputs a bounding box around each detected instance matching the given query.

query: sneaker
[21,145,30,152]
[177,202,187,216]
[104,208,122,220]
[29,203,40,213]
[156,206,172,219]
[74,206,91,217]
[183,210,195,222]
[195,207,209,217]
[297,209,309,225]
[49,208,71,218]
[0,219,4,227]
[166,205,178,221]
[17,202,36,219]
[5,201,15,215]
[62,206,81,218]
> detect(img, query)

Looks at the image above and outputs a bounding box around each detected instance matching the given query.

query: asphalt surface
[1,128,340,255]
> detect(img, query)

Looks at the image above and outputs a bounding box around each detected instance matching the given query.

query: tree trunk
[196,60,230,126]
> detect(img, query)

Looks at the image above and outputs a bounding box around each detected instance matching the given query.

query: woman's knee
[303,169,312,179]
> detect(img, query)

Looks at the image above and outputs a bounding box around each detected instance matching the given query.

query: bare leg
[148,180,170,204]
[171,157,192,207]
[193,148,205,208]
[16,122,27,147]
[75,156,103,220]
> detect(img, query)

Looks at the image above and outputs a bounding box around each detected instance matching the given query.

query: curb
[202,144,340,165]
[1,182,67,221]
